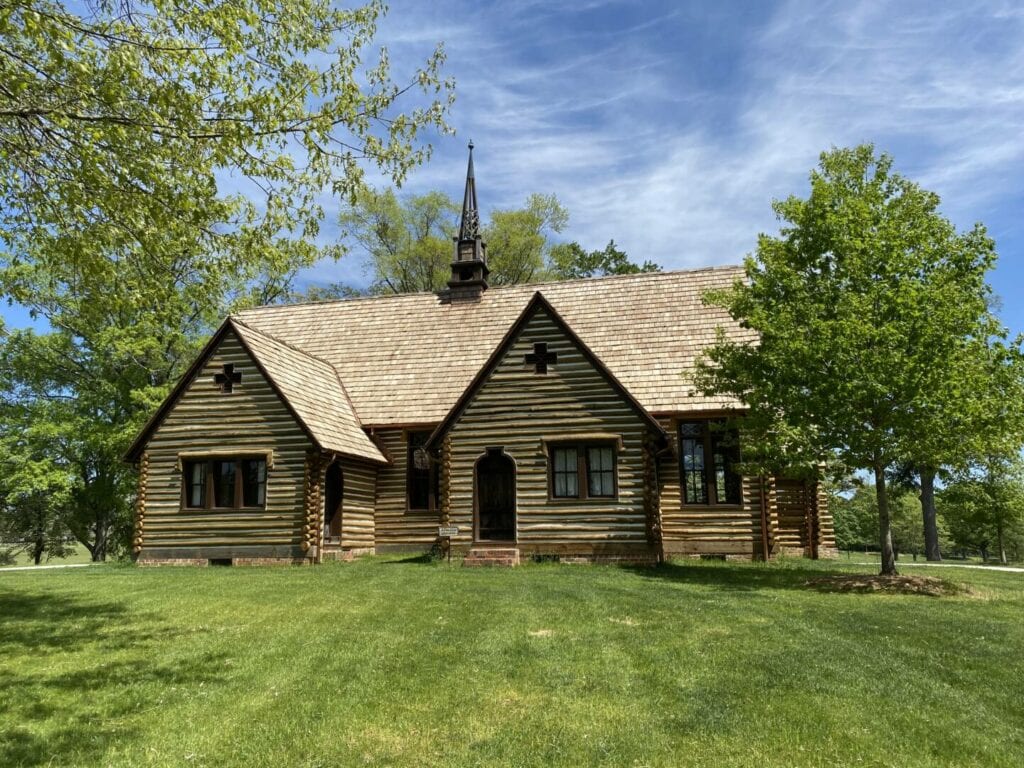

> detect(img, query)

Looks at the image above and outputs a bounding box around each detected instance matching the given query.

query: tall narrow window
[241,458,267,507]
[679,421,741,506]
[587,446,615,497]
[711,430,742,505]
[407,431,438,511]
[552,447,579,498]
[184,461,207,508]
[211,460,237,507]
[680,422,707,505]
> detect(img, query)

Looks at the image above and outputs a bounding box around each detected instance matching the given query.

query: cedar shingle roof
[230,321,387,464]
[234,266,753,427]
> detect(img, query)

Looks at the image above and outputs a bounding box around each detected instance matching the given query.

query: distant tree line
[832,455,1024,564]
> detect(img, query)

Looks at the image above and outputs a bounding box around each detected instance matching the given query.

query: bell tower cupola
[448,141,489,301]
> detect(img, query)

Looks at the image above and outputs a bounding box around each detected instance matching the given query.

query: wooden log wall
[372,427,441,550]
[657,416,767,558]
[133,452,149,557]
[772,478,811,555]
[339,458,377,552]
[302,451,325,560]
[138,329,311,560]
[446,305,654,556]
[769,478,835,557]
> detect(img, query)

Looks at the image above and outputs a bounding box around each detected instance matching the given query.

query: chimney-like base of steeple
[441,281,487,303]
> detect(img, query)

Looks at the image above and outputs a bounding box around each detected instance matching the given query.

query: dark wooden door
[324,462,343,542]
[476,450,515,541]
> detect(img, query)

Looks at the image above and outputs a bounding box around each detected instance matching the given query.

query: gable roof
[229,321,386,464]
[125,319,387,465]
[425,292,668,450]
[235,266,754,426]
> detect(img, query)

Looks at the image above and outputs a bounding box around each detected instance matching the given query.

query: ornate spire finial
[459,141,479,241]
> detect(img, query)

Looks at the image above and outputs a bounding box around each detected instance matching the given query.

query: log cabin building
[125,146,835,566]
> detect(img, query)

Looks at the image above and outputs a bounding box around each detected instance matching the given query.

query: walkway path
[0,563,92,573]
[855,561,1024,574]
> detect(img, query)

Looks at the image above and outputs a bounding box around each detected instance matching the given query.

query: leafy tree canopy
[0,0,453,559]
[329,189,658,296]
[697,144,1021,575]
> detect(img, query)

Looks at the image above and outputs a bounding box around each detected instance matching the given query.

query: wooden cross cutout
[214,363,242,393]
[524,342,557,374]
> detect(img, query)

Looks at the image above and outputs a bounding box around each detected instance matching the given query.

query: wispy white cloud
[294,0,1024,330]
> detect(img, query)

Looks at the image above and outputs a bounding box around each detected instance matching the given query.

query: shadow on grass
[623,560,884,594]
[0,589,226,767]
[381,553,439,565]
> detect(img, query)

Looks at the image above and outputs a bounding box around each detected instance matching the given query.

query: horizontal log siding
[372,428,439,549]
[139,330,311,556]
[448,307,653,553]
[340,459,377,551]
[657,416,766,557]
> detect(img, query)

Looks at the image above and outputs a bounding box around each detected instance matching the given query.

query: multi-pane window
[587,446,615,497]
[679,421,742,506]
[550,443,617,500]
[185,462,206,508]
[552,447,579,498]
[241,458,267,507]
[182,457,267,510]
[406,431,438,511]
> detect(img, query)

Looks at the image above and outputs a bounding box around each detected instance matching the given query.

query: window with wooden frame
[679,420,741,506]
[182,457,267,510]
[549,442,618,500]
[406,430,439,512]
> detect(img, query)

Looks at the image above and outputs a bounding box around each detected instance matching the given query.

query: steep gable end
[125,319,386,464]
[427,292,667,449]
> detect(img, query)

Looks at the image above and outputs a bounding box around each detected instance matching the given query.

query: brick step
[463,547,520,567]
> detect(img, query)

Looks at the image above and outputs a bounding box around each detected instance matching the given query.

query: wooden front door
[476,449,516,542]
[323,461,343,544]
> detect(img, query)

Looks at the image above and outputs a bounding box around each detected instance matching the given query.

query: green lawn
[1,543,93,568]
[1,557,1022,767]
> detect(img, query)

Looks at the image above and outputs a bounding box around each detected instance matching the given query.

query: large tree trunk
[875,464,897,576]
[919,467,941,562]
[32,537,45,566]
[91,516,108,562]
[997,521,1007,566]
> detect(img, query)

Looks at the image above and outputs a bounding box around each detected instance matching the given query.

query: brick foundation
[137,558,209,567]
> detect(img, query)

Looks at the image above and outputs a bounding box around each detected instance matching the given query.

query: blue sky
[3,0,1022,337]
[324,0,1024,336]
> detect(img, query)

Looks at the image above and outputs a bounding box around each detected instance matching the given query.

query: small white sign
[438,526,459,537]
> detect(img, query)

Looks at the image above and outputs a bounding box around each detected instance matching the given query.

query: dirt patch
[804,574,974,597]
[528,629,554,638]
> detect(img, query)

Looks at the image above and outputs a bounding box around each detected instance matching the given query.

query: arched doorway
[324,461,343,545]
[475,448,516,542]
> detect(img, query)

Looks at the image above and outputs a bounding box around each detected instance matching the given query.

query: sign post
[438,525,459,564]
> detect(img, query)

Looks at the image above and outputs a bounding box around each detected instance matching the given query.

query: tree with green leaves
[548,239,660,280]
[333,189,657,295]
[903,336,1024,561]
[0,0,453,559]
[481,193,568,285]
[339,188,458,294]
[697,144,1014,576]
[941,457,1024,564]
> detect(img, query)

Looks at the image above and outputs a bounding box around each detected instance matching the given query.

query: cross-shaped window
[524,342,557,374]
[214,363,242,393]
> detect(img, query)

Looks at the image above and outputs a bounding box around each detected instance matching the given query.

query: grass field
[0,543,93,568]
[1,557,1022,767]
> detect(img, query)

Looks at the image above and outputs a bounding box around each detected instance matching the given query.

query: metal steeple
[458,140,480,241]
[448,141,489,300]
